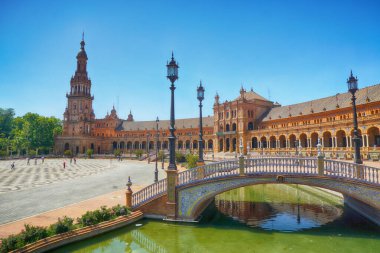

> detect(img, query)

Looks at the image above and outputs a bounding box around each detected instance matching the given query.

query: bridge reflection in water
[214,184,343,232]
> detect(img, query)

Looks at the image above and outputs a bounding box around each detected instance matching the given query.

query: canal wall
[344,195,380,226]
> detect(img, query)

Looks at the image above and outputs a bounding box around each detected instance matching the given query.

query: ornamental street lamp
[347,71,363,164]
[197,81,205,164]
[146,133,150,163]
[167,52,179,170]
[155,117,159,182]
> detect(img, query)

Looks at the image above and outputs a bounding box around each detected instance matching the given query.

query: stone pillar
[166,169,178,220]
[239,155,245,176]
[346,136,350,148]
[365,135,369,147]
[317,155,324,175]
[349,136,352,148]
[125,177,133,209]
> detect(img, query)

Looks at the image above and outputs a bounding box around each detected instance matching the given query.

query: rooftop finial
[171,51,174,60]
[80,32,85,50]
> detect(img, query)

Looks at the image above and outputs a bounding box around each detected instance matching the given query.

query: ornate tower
[63,34,95,136]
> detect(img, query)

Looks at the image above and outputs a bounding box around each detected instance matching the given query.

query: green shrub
[114,149,121,157]
[48,216,74,235]
[63,150,72,157]
[28,149,36,157]
[134,149,143,158]
[157,151,166,161]
[0,234,19,252]
[112,204,129,216]
[0,204,130,252]
[175,152,186,163]
[17,224,48,247]
[77,206,113,227]
[0,150,7,157]
[186,153,199,169]
[86,149,93,158]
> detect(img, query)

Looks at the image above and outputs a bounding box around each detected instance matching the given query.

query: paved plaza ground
[0,158,166,227]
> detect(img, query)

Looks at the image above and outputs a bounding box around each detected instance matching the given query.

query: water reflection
[215,184,343,231]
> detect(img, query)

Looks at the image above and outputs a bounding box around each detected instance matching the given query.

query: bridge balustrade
[324,159,379,184]
[177,160,239,186]
[132,179,167,208]
[245,157,317,175]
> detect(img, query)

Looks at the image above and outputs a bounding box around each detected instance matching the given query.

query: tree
[186,153,199,169]
[0,108,15,137]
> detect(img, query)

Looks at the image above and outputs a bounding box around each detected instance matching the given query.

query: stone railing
[324,159,379,185]
[177,160,239,186]
[132,179,167,208]
[244,157,318,175]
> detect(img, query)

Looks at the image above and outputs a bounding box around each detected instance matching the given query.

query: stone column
[317,155,324,175]
[365,135,369,147]
[239,155,245,176]
[349,136,352,148]
[166,169,178,220]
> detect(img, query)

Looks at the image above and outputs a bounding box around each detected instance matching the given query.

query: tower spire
[80,32,85,50]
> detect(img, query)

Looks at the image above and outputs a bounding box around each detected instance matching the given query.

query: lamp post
[197,81,205,164]
[167,52,179,170]
[146,133,150,163]
[347,71,363,164]
[155,117,159,182]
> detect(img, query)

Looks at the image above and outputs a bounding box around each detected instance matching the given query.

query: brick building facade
[55,38,380,159]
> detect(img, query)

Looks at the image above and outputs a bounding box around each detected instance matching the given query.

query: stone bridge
[126,156,380,225]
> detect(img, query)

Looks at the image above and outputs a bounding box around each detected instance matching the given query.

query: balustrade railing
[132,178,167,208]
[324,159,379,185]
[177,160,239,186]
[245,157,317,175]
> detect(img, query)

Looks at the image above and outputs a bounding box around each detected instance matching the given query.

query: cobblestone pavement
[0,158,166,225]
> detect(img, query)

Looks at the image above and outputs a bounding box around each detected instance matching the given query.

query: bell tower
[63,34,95,136]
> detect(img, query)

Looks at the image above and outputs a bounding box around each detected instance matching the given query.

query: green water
[52,185,380,253]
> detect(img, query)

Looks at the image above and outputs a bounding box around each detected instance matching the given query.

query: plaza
[0,158,166,226]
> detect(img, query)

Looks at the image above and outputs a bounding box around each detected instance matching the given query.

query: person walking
[42,156,45,163]
[74,158,76,164]
[63,161,66,169]
[10,162,15,170]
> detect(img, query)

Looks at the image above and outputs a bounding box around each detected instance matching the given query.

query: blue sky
[0,0,379,121]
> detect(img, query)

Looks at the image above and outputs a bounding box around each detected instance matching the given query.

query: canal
[52,184,380,253]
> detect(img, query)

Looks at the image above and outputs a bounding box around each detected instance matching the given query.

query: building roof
[116,116,214,131]
[234,90,270,102]
[262,83,380,121]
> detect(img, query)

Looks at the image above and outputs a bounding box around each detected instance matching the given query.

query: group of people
[10,156,46,170]
[26,157,45,165]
